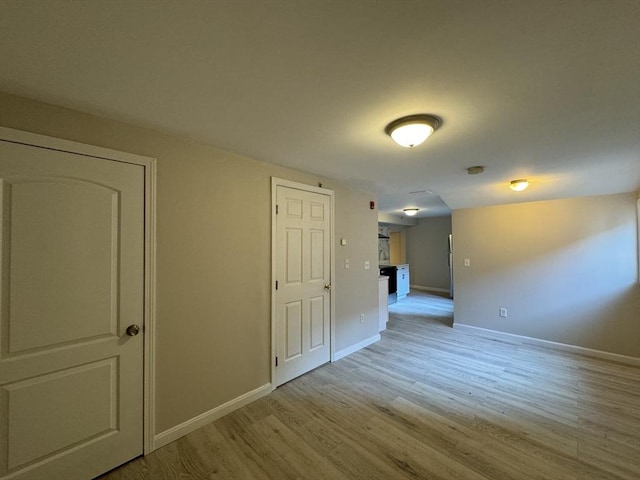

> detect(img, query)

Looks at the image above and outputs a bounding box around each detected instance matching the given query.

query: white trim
[153,383,273,450]
[271,180,277,388]
[329,190,336,363]
[334,334,381,361]
[270,177,335,387]
[636,196,639,286]
[410,284,449,294]
[453,323,640,366]
[272,177,334,196]
[0,127,151,166]
[0,127,158,454]
[142,156,157,455]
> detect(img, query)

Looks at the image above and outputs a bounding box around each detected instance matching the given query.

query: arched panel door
[0,139,144,480]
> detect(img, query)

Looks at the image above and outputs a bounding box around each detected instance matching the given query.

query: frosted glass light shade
[403,208,419,216]
[385,114,441,148]
[391,124,434,148]
[509,179,529,191]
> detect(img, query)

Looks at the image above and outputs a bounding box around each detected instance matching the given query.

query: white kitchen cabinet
[378,276,389,331]
[397,264,410,299]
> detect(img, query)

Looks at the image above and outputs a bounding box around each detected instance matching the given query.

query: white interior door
[275,184,332,387]
[0,139,144,479]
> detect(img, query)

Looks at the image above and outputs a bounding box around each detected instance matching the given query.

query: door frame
[0,127,157,455]
[270,177,335,388]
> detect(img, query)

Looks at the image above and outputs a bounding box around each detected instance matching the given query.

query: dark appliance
[379,265,398,304]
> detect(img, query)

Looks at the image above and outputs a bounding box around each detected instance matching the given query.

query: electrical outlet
[364,260,370,270]
[360,314,365,323]
[464,258,471,267]
[499,307,508,318]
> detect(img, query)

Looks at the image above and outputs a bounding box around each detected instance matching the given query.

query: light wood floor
[100,290,640,479]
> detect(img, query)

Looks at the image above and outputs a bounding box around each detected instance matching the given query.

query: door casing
[0,127,157,455]
[271,177,335,388]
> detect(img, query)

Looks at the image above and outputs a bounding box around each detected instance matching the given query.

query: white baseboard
[153,382,273,450]
[453,323,640,366]
[334,334,381,361]
[410,284,450,294]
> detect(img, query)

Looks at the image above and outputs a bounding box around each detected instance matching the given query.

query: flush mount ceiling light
[385,114,441,148]
[509,179,529,191]
[403,208,419,216]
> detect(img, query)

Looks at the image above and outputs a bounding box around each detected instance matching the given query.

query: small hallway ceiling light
[385,114,441,148]
[510,179,529,191]
[403,208,419,216]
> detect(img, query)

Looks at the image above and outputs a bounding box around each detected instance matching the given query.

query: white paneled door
[275,184,332,387]
[0,139,144,479]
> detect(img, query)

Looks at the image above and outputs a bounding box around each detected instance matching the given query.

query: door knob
[324,283,332,290]
[126,324,141,336]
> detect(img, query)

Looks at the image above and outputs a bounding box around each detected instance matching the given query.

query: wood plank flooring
[99,290,640,479]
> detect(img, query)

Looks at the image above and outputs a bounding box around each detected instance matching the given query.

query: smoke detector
[467,166,485,175]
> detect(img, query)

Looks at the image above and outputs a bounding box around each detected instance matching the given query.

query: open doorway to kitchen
[379,216,453,327]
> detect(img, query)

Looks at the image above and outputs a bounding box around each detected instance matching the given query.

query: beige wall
[334,188,380,351]
[406,216,452,290]
[452,193,640,358]
[0,92,379,433]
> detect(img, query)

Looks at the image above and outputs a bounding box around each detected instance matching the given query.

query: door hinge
[275,280,278,290]
[275,356,278,367]
[276,204,279,215]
